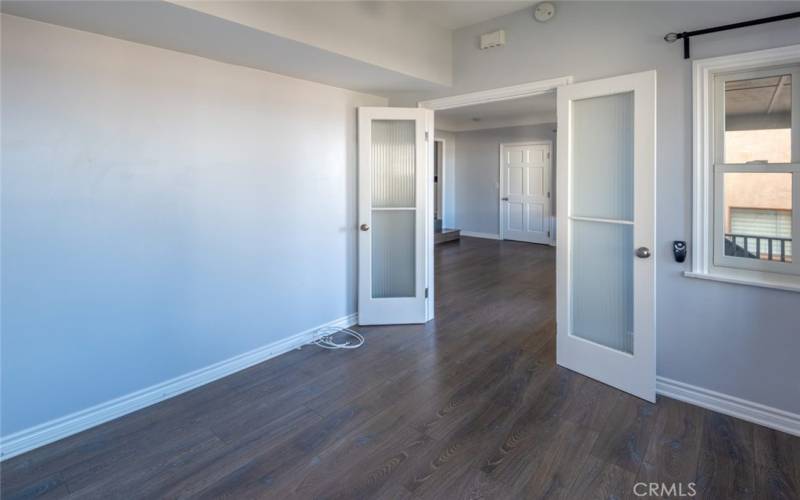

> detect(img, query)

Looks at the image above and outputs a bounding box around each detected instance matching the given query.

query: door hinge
[425,287,429,298]
[425,131,430,142]
[547,191,551,199]
[547,230,551,238]
[547,152,551,159]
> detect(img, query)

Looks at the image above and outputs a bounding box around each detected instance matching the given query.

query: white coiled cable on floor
[310,326,365,350]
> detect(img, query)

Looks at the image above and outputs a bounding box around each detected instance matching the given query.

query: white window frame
[689,44,800,293]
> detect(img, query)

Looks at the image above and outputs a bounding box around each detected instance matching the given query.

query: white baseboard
[5,327,796,460]
[461,231,501,240]
[0,313,358,461]
[657,376,800,437]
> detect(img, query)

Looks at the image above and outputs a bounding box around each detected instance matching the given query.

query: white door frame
[419,76,574,321]
[434,138,446,224]
[499,140,554,245]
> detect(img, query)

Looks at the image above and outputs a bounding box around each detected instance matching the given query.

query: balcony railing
[724,233,792,262]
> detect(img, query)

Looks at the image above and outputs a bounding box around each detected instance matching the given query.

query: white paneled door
[501,142,552,244]
[358,107,431,325]
[556,71,657,402]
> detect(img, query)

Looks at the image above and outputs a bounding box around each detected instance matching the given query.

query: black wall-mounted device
[673,241,687,263]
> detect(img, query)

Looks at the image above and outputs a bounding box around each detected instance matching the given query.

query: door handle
[501,197,509,201]
[635,247,651,259]
[360,224,370,231]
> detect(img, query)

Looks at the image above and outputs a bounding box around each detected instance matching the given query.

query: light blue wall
[390,2,800,414]
[0,14,385,436]
[451,124,556,235]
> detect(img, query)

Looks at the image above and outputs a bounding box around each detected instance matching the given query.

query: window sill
[684,270,800,293]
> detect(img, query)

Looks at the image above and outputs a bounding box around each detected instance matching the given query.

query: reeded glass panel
[372,210,415,298]
[571,220,633,354]
[724,75,791,164]
[571,92,634,221]
[372,120,416,208]
[723,172,792,262]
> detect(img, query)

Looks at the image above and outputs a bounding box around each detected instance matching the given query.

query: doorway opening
[433,138,460,244]
[355,73,656,402]
[423,85,561,246]
[413,73,657,402]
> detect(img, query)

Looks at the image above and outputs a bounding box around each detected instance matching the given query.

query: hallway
[2,237,797,499]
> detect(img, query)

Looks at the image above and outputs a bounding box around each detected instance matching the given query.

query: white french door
[556,71,657,402]
[358,107,430,325]
[500,142,552,244]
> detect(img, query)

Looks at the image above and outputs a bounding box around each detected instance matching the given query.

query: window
[721,173,792,263]
[727,206,792,262]
[691,46,800,292]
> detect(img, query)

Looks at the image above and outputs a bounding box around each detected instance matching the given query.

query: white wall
[391,2,800,415]
[451,124,556,236]
[172,1,453,86]
[434,130,456,229]
[0,14,386,437]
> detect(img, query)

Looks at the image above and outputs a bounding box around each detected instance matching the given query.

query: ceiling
[436,92,557,132]
[399,1,535,30]
[0,0,446,94]
[0,1,537,95]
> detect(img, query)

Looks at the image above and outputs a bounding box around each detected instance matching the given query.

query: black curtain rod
[665,11,800,59]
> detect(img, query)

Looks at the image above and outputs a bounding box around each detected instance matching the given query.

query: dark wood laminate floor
[2,237,799,499]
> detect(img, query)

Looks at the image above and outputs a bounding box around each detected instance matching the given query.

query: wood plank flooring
[2,236,798,499]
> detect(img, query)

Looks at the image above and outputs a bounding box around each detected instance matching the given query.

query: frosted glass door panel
[570,220,634,354]
[556,71,656,401]
[372,210,415,298]
[372,120,416,208]
[571,92,634,221]
[357,106,427,325]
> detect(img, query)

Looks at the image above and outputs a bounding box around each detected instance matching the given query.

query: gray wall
[451,124,556,235]
[434,130,456,228]
[0,14,385,436]
[392,2,800,414]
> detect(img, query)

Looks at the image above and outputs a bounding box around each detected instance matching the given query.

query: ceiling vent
[480,30,506,50]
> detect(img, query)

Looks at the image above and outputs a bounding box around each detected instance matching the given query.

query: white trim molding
[418,76,573,111]
[461,231,501,240]
[419,76,572,320]
[690,44,800,288]
[0,313,358,461]
[436,116,555,133]
[685,269,800,293]
[657,376,800,437]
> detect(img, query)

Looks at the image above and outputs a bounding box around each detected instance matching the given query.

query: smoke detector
[534,2,556,22]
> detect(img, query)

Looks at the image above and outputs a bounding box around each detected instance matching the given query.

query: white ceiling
[399,1,535,30]
[436,92,557,132]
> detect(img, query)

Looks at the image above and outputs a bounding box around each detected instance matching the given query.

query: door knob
[360,224,370,231]
[635,247,651,258]
[501,197,509,201]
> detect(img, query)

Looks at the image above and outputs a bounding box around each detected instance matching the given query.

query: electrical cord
[309,326,365,350]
